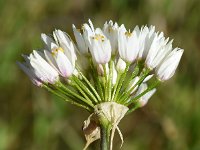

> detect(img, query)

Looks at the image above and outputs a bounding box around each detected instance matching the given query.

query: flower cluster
[18,19,183,149]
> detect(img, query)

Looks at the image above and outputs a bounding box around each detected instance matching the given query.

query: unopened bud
[116,58,126,72]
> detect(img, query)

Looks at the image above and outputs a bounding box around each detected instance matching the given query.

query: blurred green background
[0,0,200,149]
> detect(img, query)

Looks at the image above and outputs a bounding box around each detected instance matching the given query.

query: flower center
[93,34,105,41]
[51,47,64,56]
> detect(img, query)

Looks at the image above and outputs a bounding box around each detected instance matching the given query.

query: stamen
[51,47,64,56]
[108,27,113,33]
[77,28,81,33]
[81,24,85,31]
[92,34,105,41]
[125,30,132,37]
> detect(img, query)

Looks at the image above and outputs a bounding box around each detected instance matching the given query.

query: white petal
[126,33,139,62]
[128,76,140,94]
[118,25,140,62]
[31,50,59,83]
[95,28,104,35]
[41,33,55,50]
[44,50,59,72]
[151,40,173,67]
[97,63,109,76]
[54,29,77,63]
[103,21,119,54]
[17,62,42,86]
[55,51,73,78]
[51,42,58,50]
[145,32,167,69]
[90,38,111,64]
[112,64,117,85]
[156,48,183,81]
[136,83,147,95]
[143,74,154,82]
[118,29,127,61]
[138,88,156,107]
[88,19,95,32]
[72,24,88,54]
[83,23,94,45]
[135,83,156,106]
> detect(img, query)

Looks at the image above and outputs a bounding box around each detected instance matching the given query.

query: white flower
[136,83,156,107]
[41,29,77,78]
[82,20,111,64]
[44,46,73,78]
[28,50,59,84]
[53,29,77,67]
[118,25,140,62]
[72,24,89,54]
[18,20,184,150]
[155,48,184,81]
[137,25,156,59]
[90,32,111,64]
[145,32,172,69]
[103,20,119,54]
[82,19,95,46]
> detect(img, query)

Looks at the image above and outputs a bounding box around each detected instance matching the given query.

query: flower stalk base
[83,102,129,150]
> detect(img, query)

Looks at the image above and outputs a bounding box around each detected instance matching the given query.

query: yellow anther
[81,25,85,31]
[108,27,113,33]
[51,47,64,56]
[93,34,105,41]
[57,47,64,52]
[125,31,132,37]
[77,28,81,33]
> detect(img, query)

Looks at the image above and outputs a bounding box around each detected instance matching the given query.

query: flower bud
[97,63,109,76]
[116,58,126,72]
[136,83,156,107]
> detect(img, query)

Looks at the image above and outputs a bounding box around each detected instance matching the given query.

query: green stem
[112,64,130,101]
[43,85,92,112]
[59,82,94,107]
[100,124,109,150]
[103,64,108,101]
[91,62,104,101]
[121,64,139,91]
[72,76,98,103]
[108,61,113,101]
[54,85,93,111]
[126,103,140,115]
[111,72,121,101]
[78,71,102,102]
[99,117,111,150]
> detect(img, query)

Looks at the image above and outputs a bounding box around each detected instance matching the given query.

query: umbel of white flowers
[18,19,183,150]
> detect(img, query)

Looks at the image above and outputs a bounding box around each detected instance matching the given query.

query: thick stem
[100,124,108,150]
[99,117,111,150]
